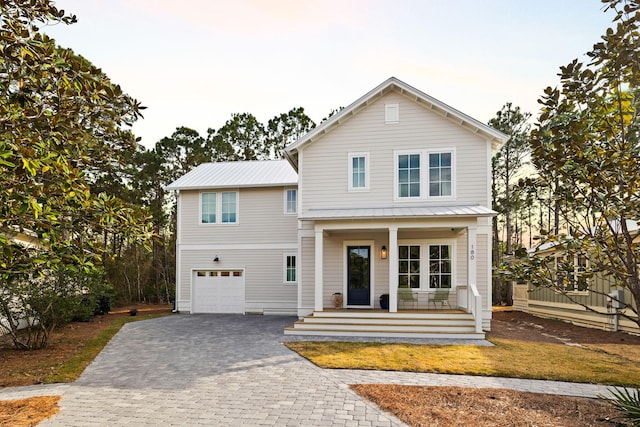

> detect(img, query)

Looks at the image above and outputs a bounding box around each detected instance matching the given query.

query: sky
[43,0,616,149]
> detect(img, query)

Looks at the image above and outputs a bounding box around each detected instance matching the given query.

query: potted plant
[379,294,389,310]
[332,292,343,309]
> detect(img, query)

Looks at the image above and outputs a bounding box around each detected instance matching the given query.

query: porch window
[399,245,420,288]
[428,244,452,288]
[285,254,296,283]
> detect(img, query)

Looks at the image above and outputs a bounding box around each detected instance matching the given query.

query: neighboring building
[514,224,640,334]
[167,77,508,338]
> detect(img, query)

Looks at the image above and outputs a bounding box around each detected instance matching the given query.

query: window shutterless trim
[348,152,369,192]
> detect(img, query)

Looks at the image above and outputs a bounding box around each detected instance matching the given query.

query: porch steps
[284,310,485,339]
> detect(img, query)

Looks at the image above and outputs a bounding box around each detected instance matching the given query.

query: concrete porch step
[284,310,485,339]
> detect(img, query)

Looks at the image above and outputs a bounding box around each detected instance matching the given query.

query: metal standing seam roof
[298,205,497,220]
[165,160,298,190]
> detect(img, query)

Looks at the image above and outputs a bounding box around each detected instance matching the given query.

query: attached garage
[192,270,245,313]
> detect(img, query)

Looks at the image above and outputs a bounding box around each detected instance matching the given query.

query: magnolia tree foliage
[502,0,640,327]
[0,0,152,348]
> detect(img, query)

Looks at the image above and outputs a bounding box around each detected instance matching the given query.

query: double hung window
[395,150,454,200]
[348,153,369,191]
[200,191,238,224]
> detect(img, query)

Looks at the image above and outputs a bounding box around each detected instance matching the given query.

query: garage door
[192,270,245,313]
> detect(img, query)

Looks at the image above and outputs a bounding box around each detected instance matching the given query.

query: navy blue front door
[347,246,370,306]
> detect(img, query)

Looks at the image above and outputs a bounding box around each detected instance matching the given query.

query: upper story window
[397,153,421,198]
[221,192,237,223]
[201,193,217,224]
[285,189,297,214]
[201,191,238,224]
[349,152,369,191]
[429,152,452,197]
[395,150,455,200]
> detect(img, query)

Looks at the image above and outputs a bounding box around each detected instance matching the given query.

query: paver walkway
[0,315,618,426]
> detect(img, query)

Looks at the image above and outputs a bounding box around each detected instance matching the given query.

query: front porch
[284,308,485,339]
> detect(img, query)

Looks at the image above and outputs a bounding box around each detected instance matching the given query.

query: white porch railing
[469,283,483,333]
[457,284,482,333]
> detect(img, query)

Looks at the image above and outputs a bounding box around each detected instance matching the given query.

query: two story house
[167,77,508,338]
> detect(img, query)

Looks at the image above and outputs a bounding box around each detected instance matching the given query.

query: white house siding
[176,186,298,314]
[177,248,297,314]
[179,187,297,244]
[299,92,491,213]
[300,237,315,315]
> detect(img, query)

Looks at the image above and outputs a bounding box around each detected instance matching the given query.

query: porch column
[468,226,477,286]
[314,227,324,312]
[388,226,399,313]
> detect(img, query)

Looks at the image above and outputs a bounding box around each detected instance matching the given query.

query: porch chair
[398,287,418,309]
[428,289,450,310]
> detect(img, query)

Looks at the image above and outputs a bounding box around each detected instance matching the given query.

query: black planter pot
[380,294,389,310]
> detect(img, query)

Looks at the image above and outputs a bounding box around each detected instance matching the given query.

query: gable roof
[165,160,297,191]
[284,77,509,169]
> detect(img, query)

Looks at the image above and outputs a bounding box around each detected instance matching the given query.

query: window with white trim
[397,153,421,198]
[395,150,455,200]
[201,193,216,224]
[221,192,237,223]
[428,244,452,288]
[285,189,297,214]
[428,152,452,197]
[200,191,238,224]
[555,254,589,293]
[285,254,297,283]
[399,245,420,288]
[348,153,369,191]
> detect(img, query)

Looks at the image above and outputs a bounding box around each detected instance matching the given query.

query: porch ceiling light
[213,256,220,262]
[380,245,388,259]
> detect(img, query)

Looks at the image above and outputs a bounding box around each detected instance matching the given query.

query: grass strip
[285,338,640,387]
[44,312,171,384]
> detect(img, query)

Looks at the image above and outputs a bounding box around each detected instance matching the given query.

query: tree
[490,103,531,305]
[503,0,640,327]
[212,113,267,160]
[266,107,315,158]
[0,0,151,348]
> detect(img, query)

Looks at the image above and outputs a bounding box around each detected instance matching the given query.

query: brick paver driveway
[0,314,615,426]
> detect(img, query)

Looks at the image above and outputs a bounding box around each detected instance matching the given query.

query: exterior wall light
[380,245,388,260]
[213,256,220,262]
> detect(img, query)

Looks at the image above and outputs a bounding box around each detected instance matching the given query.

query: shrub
[602,387,640,426]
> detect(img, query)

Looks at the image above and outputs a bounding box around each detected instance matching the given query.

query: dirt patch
[352,384,625,427]
[488,310,640,345]
[0,305,171,387]
[0,395,60,427]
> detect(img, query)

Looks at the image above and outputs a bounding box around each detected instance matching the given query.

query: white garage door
[192,270,245,313]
